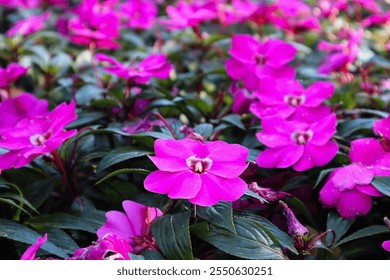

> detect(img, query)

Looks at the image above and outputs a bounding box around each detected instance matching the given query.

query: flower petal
[336,190,372,219]
[257,145,304,169]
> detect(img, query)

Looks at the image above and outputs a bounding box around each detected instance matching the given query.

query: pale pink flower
[256,114,338,171]
[159,0,217,30]
[250,78,334,123]
[95,53,173,84]
[0,63,28,88]
[144,139,249,206]
[71,233,132,260]
[97,200,162,253]
[226,34,296,90]
[0,101,77,171]
[120,0,157,30]
[6,12,50,37]
[21,234,48,260]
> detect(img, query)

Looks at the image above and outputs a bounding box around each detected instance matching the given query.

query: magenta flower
[6,12,50,37]
[0,63,28,88]
[97,200,162,253]
[226,34,296,90]
[20,234,48,260]
[319,138,389,219]
[216,0,258,26]
[383,241,390,252]
[71,233,132,260]
[373,115,390,140]
[229,83,256,115]
[0,101,77,171]
[120,0,157,30]
[250,78,334,123]
[159,0,217,30]
[67,0,120,49]
[144,139,249,206]
[95,53,173,84]
[0,93,48,133]
[256,114,338,171]
[249,1,278,25]
[315,0,347,18]
[362,11,390,27]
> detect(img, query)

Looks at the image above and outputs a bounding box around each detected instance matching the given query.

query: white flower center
[291,130,313,145]
[186,155,213,174]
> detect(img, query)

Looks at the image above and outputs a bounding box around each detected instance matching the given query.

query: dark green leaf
[337,118,376,138]
[75,85,105,105]
[285,198,318,228]
[221,114,246,130]
[197,202,235,233]
[139,250,165,260]
[191,217,286,260]
[326,211,355,245]
[336,225,388,246]
[129,253,145,260]
[371,176,390,197]
[315,168,335,188]
[151,211,193,260]
[96,168,151,185]
[0,219,68,259]
[66,112,106,129]
[43,228,79,255]
[96,147,151,173]
[244,189,268,204]
[194,123,214,138]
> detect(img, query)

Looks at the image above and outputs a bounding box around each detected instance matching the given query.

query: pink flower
[226,34,297,90]
[351,0,381,13]
[95,53,173,84]
[256,114,338,171]
[144,139,249,206]
[249,1,278,25]
[0,63,28,88]
[0,93,48,133]
[362,11,390,27]
[229,83,256,114]
[216,0,258,26]
[383,240,390,252]
[319,138,390,219]
[373,115,390,140]
[120,0,157,30]
[159,0,217,30]
[21,234,48,260]
[315,0,348,18]
[97,200,162,253]
[6,12,50,37]
[0,101,77,171]
[67,0,120,49]
[250,78,334,123]
[0,0,67,8]
[71,233,132,260]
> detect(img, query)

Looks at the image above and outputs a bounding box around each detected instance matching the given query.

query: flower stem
[155,112,178,139]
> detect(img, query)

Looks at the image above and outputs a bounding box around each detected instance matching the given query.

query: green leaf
[95,168,151,185]
[221,114,246,130]
[197,202,235,233]
[315,168,335,188]
[326,211,355,245]
[336,225,389,247]
[371,176,390,197]
[96,147,151,173]
[194,123,214,138]
[244,189,268,204]
[129,253,145,260]
[203,34,229,45]
[75,84,106,105]
[66,112,107,129]
[0,219,68,259]
[139,250,165,260]
[151,211,193,260]
[26,210,106,234]
[191,217,286,260]
[43,228,79,255]
[337,118,376,138]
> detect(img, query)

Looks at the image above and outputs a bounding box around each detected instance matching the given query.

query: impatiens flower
[6,12,50,37]
[159,0,217,30]
[229,83,256,115]
[226,34,296,90]
[144,139,249,206]
[249,182,291,202]
[67,0,120,49]
[250,78,334,123]
[362,11,390,27]
[315,0,347,18]
[0,93,48,133]
[95,53,173,84]
[319,138,389,219]
[21,234,48,260]
[216,0,258,26]
[71,233,132,260]
[0,101,77,171]
[0,63,28,88]
[256,114,338,171]
[120,0,157,30]
[383,241,390,252]
[373,115,390,140]
[97,200,162,253]
[249,1,278,25]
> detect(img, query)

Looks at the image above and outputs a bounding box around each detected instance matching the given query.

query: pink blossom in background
[0,101,77,171]
[67,0,120,49]
[314,0,348,18]
[0,0,67,8]
[0,63,28,88]
[95,53,173,84]
[383,240,390,252]
[144,139,249,206]
[6,12,50,37]
[20,234,48,260]
[0,93,48,132]
[319,138,390,219]
[97,200,162,253]
[249,78,334,123]
[362,11,390,27]
[120,0,157,30]
[159,0,217,30]
[216,0,258,26]
[71,233,132,260]
[256,114,338,171]
[229,83,256,114]
[270,0,320,34]
[374,115,390,140]
[249,1,278,25]
[226,34,296,90]
[351,0,381,13]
